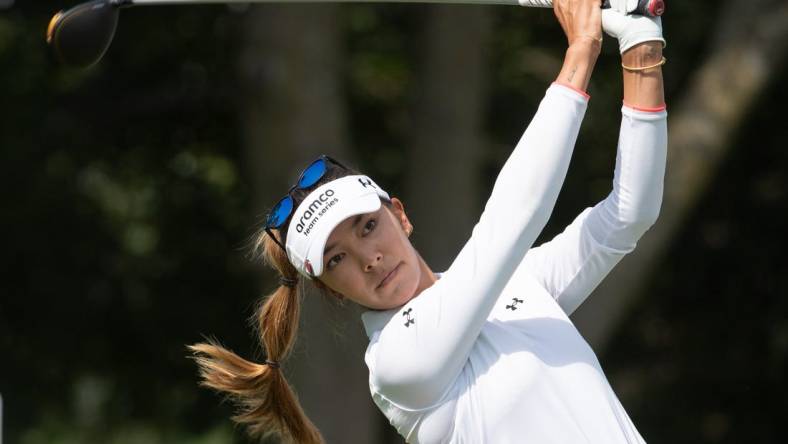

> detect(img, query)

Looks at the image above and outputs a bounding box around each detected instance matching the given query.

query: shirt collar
[361,308,397,338]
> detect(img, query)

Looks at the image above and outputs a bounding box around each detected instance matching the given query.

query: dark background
[1,0,786,443]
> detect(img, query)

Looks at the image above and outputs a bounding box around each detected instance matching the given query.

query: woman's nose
[364,252,383,272]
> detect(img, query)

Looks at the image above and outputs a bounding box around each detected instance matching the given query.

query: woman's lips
[378,263,401,289]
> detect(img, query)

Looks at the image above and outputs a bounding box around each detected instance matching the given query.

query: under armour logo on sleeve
[403,308,415,327]
[506,298,524,311]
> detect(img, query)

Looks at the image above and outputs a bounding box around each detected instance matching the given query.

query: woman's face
[317,198,429,310]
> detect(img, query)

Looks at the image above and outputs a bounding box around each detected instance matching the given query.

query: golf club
[47,0,665,68]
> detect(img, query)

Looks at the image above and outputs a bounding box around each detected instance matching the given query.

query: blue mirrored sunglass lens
[268,196,294,228]
[298,158,328,189]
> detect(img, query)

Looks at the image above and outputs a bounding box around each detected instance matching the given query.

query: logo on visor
[358,177,376,189]
[305,260,314,276]
[295,189,338,235]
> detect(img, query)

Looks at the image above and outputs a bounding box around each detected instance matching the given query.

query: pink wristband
[552,82,590,100]
[623,101,667,113]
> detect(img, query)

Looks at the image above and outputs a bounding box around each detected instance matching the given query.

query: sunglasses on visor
[264,155,349,251]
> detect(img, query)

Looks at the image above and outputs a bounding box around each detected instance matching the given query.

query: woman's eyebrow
[351,214,364,229]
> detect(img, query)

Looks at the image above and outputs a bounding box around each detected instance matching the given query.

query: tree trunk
[406,5,493,271]
[237,5,381,443]
[572,0,788,352]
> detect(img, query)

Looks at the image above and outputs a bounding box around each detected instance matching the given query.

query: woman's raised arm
[517,10,668,315]
[364,0,603,411]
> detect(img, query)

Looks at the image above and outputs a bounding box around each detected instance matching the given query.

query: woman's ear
[389,197,413,237]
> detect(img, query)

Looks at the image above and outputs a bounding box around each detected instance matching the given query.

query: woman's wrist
[556,40,600,94]
[622,42,663,69]
[621,41,665,109]
[569,37,602,59]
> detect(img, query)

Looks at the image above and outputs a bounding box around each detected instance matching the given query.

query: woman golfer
[191,0,667,442]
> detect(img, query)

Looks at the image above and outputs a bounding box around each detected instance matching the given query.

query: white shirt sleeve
[520,105,668,315]
[368,84,588,410]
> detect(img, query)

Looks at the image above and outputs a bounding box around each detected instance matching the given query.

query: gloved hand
[606,0,640,14]
[602,8,666,54]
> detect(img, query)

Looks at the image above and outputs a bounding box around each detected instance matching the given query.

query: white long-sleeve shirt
[361,84,668,443]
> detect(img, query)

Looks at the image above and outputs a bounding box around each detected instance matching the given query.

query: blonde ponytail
[189,230,323,444]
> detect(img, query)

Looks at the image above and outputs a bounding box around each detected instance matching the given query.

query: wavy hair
[188,161,360,443]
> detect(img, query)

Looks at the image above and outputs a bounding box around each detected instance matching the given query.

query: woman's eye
[363,219,377,235]
[327,253,344,269]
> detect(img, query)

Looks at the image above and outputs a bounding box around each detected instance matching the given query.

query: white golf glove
[606,0,640,14]
[602,8,666,54]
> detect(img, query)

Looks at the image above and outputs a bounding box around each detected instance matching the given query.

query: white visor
[285,175,390,278]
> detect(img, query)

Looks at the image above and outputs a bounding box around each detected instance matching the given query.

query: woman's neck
[413,251,439,298]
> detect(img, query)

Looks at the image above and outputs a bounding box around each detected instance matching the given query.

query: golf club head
[47,0,120,68]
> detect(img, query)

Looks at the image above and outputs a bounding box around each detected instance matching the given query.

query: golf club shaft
[48,0,663,67]
[118,0,664,16]
[125,0,530,5]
